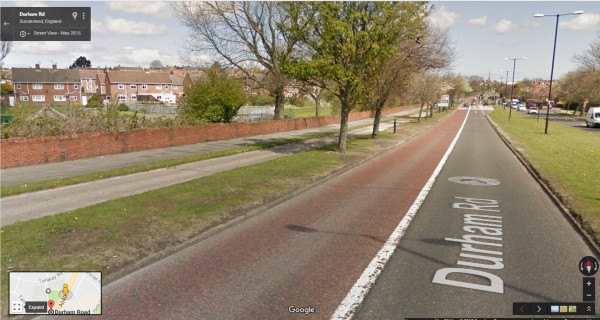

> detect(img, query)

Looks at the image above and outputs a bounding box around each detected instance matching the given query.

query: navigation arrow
[537,305,541,313]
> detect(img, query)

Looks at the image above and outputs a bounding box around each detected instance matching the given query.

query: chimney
[52,64,57,70]
[35,63,40,70]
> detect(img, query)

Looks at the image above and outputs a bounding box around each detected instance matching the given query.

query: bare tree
[174,2,301,120]
[369,25,455,138]
[557,70,600,116]
[574,33,600,71]
[410,72,446,122]
[1,41,12,65]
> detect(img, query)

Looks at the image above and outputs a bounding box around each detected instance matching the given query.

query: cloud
[12,41,65,55]
[120,47,175,66]
[523,20,541,29]
[107,2,171,18]
[90,19,107,36]
[560,13,600,31]
[428,7,458,29]
[468,16,487,26]
[104,17,168,36]
[490,19,517,34]
[14,1,47,7]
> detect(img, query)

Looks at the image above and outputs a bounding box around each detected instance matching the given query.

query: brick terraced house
[12,64,81,106]
[105,70,177,103]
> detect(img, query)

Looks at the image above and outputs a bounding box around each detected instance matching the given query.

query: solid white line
[330,107,471,320]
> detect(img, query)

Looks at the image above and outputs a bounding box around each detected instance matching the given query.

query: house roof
[97,73,106,83]
[78,69,102,80]
[169,74,184,86]
[106,70,172,84]
[12,68,80,83]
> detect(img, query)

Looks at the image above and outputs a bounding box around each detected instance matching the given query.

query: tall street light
[505,57,527,120]
[535,10,584,134]
[500,69,510,109]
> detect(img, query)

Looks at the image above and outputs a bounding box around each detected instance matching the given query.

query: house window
[156,84,162,90]
[74,84,79,90]
[173,85,178,90]
[87,79,93,85]
[16,84,22,89]
[131,95,137,101]
[141,84,148,90]
[87,85,93,91]
[20,96,29,101]
[33,83,42,90]
[165,85,169,90]
[117,94,126,101]
[130,84,137,89]
[32,95,45,102]
[54,95,67,102]
[54,84,64,90]
[118,84,125,90]
[70,96,78,101]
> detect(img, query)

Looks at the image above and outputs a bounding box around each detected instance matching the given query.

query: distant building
[105,70,177,104]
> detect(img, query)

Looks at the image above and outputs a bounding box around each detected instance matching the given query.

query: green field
[489,107,600,233]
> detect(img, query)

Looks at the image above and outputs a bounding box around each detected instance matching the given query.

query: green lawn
[284,105,334,118]
[489,107,600,229]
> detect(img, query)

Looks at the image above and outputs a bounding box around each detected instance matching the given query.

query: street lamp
[504,57,527,119]
[535,10,584,134]
[500,69,510,109]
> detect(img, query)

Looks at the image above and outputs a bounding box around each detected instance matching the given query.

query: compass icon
[579,256,599,276]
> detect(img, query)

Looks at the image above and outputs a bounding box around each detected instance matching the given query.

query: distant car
[518,105,527,112]
[527,107,539,114]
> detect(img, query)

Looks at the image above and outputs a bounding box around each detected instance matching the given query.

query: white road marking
[330,107,471,320]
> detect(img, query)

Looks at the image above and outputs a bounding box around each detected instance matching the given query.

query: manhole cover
[448,176,500,186]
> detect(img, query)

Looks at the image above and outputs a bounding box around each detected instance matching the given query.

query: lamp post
[504,57,527,120]
[534,10,584,134]
[497,75,504,106]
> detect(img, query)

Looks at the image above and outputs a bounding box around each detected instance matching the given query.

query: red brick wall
[0,105,416,168]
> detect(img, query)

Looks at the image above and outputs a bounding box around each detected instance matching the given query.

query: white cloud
[428,7,458,29]
[120,47,175,66]
[490,19,517,34]
[12,41,65,55]
[90,19,107,36]
[468,16,487,26]
[107,2,170,18]
[14,1,47,7]
[560,13,600,31]
[523,20,541,29]
[104,17,168,36]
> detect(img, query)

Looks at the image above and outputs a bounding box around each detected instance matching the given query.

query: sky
[2,1,600,82]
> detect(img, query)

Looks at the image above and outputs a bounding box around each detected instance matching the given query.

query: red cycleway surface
[88,109,468,320]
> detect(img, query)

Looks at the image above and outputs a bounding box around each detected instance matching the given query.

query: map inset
[9,272,101,315]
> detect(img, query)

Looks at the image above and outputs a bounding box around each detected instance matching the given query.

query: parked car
[527,107,539,114]
[518,105,527,112]
[586,107,600,128]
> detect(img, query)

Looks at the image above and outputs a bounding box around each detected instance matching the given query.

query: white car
[527,107,539,114]
[518,105,527,112]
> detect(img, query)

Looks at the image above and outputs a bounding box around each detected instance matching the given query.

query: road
[353,107,597,318]
[522,110,600,133]
[41,108,468,320]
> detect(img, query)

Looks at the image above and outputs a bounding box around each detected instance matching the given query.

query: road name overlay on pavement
[432,196,504,294]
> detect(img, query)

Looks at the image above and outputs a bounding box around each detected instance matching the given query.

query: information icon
[579,256,599,276]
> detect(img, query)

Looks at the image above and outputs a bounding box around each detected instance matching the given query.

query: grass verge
[489,107,600,237]
[0,110,449,314]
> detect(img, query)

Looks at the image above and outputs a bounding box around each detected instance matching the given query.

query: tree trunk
[338,103,350,152]
[418,103,424,123]
[581,98,589,117]
[371,106,382,139]
[315,95,321,117]
[273,86,285,120]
